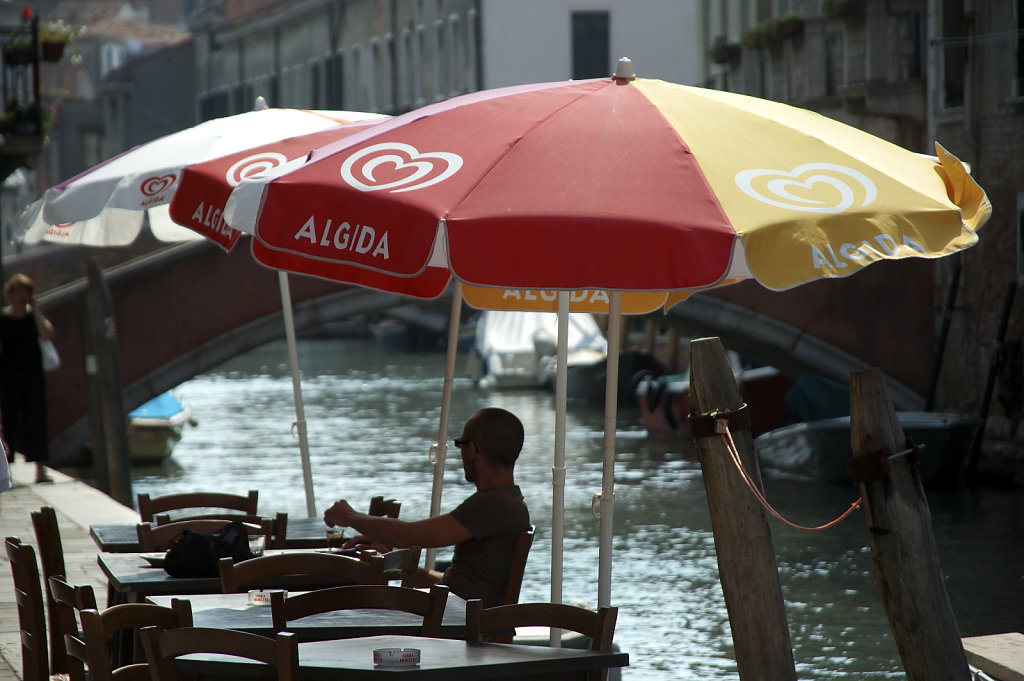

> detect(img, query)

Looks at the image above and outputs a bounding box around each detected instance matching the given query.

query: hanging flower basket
[41,41,66,62]
[822,0,864,16]
[707,42,742,65]
[3,41,35,66]
[777,14,805,38]
[38,20,80,62]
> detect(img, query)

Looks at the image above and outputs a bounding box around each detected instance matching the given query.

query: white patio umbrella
[18,98,388,516]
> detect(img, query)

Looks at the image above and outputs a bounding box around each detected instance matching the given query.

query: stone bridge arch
[22,241,936,466]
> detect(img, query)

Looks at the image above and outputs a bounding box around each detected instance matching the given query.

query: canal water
[131,335,1024,680]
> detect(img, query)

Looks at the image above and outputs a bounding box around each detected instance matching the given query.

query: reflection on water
[132,337,1024,680]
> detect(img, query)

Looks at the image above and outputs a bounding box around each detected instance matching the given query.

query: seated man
[324,406,531,607]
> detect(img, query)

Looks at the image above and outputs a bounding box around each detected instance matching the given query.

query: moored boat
[635,364,794,437]
[754,411,981,484]
[126,392,198,463]
[468,310,608,391]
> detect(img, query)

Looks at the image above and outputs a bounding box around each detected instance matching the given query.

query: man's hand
[323,499,356,528]
[342,534,391,552]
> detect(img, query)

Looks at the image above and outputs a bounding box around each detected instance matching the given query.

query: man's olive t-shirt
[442,484,530,607]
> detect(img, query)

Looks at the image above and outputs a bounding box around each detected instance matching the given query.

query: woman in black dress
[0,273,56,483]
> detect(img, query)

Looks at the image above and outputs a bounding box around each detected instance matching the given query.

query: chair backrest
[79,599,193,681]
[136,490,258,523]
[31,506,69,675]
[139,627,298,681]
[137,518,271,552]
[47,576,98,681]
[270,583,449,638]
[502,525,535,605]
[465,599,618,654]
[378,546,421,587]
[368,496,401,518]
[219,551,386,593]
[154,512,288,549]
[5,536,49,681]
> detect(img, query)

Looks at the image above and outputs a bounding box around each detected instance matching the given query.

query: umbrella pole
[278,271,316,517]
[425,280,463,570]
[597,292,621,608]
[551,293,569,636]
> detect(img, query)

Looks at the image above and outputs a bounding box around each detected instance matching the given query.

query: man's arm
[325,500,471,549]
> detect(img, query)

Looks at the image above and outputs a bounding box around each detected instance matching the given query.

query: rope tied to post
[693,408,862,532]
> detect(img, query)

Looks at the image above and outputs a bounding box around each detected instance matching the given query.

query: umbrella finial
[253,96,269,111]
[613,57,635,81]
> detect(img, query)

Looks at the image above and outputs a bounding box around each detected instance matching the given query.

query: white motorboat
[468,310,608,391]
[126,392,198,463]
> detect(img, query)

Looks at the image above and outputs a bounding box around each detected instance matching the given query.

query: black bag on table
[163,520,254,577]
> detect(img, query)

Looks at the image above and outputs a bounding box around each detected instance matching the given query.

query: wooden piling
[848,368,970,680]
[85,260,133,506]
[689,337,796,680]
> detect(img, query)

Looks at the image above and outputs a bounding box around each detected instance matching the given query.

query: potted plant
[3,37,34,66]
[0,99,53,136]
[741,18,781,50]
[38,20,80,62]
[777,12,805,38]
[706,39,742,66]
[822,0,864,17]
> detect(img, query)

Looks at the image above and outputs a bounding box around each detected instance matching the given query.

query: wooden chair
[139,627,298,681]
[413,526,532,604]
[219,550,387,593]
[368,495,401,518]
[465,599,618,680]
[154,511,289,548]
[31,505,71,675]
[270,583,450,638]
[5,536,49,681]
[79,599,193,681]
[502,525,535,605]
[47,576,98,681]
[137,517,272,552]
[378,546,421,587]
[136,490,258,523]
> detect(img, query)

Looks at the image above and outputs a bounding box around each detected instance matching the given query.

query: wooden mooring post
[84,259,133,506]
[848,368,970,680]
[689,337,796,680]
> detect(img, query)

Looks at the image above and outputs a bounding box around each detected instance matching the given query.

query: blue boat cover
[128,392,185,420]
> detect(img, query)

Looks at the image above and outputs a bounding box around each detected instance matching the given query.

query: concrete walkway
[0,457,139,681]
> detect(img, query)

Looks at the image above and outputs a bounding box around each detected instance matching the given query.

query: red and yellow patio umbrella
[220,58,990,607]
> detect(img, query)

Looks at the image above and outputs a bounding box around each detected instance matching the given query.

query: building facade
[703,0,1024,468]
[188,0,702,118]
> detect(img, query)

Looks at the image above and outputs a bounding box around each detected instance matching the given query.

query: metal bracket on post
[847,439,921,485]
[688,404,751,439]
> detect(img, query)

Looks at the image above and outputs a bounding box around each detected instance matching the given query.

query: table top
[176,634,629,681]
[98,549,371,601]
[148,591,467,640]
[90,516,333,552]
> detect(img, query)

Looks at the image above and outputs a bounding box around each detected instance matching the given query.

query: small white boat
[126,392,198,463]
[468,311,608,391]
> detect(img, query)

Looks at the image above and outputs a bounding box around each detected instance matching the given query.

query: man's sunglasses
[454,438,471,448]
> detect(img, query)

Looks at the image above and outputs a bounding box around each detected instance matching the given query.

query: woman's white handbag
[39,338,60,372]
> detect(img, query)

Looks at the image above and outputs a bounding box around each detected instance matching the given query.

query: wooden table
[175,634,628,680]
[148,592,467,640]
[90,516,333,552]
[98,550,368,606]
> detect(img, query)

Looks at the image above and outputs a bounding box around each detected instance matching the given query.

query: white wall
[479,0,702,88]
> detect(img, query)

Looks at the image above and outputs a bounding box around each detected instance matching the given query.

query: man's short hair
[468,407,524,469]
